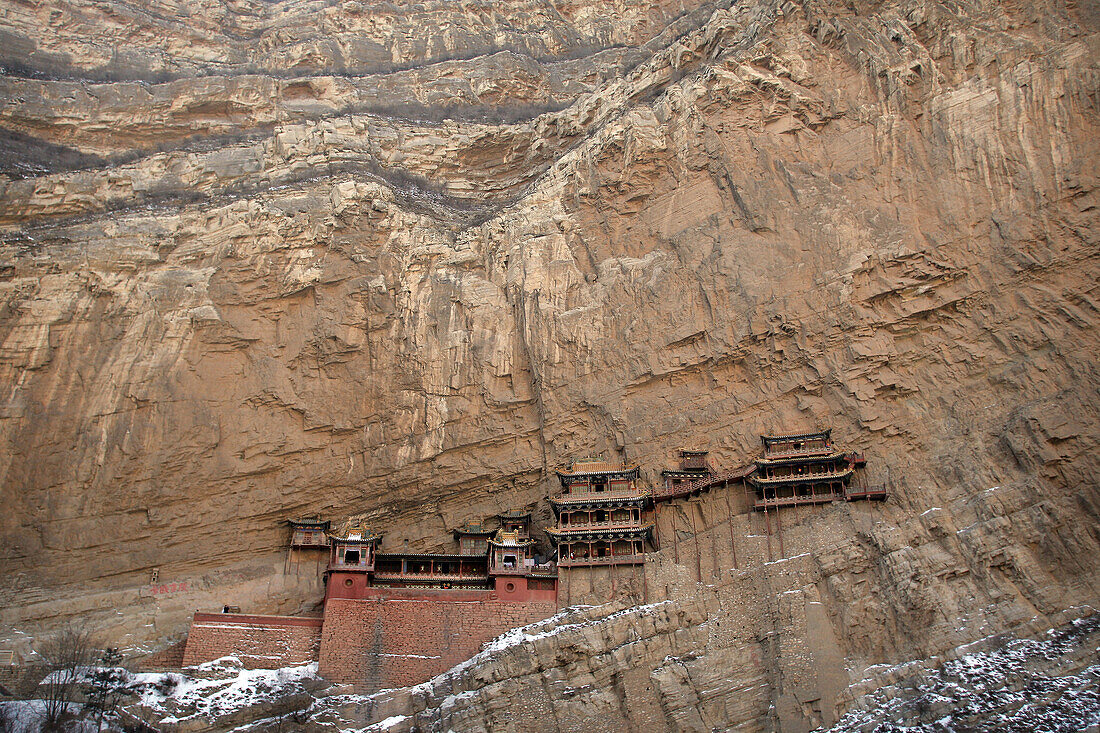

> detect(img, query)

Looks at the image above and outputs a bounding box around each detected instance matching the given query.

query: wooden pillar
[654,502,661,550]
[776,503,785,559]
[710,510,719,578]
[725,483,739,570]
[763,501,774,563]
[690,503,702,582]
[672,507,680,565]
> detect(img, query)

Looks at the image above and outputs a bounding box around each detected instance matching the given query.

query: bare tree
[0,703,20,733]
[86,647,125,732]
[36,624,95,732]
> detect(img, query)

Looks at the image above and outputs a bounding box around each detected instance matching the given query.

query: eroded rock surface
[1,0,1098,728]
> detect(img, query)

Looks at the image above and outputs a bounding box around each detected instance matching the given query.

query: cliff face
[1,0,1098,727]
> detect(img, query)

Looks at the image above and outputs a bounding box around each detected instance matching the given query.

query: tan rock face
[1,0,1098,727]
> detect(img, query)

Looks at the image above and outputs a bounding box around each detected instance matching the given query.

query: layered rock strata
[0,0,1098,727]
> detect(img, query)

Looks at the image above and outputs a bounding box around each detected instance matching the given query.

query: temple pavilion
[320,511,557,602]
[489,510,535,574]
[286,518,331,549]
[659,450,713,494]
[547,458,653,566]
[747,429,875,509]
[453,522,494,555]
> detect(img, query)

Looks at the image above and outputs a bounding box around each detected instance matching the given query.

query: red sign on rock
[149,582,189,595]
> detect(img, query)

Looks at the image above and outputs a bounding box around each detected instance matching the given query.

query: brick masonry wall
[182,613,323,669]
[135,639,187,670]
[319,595,558,692]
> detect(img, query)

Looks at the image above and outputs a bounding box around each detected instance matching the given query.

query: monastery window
[503,554,517,568]
[595,510,607,522]
[343,549,360,565]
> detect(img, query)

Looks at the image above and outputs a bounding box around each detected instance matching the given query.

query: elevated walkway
[653,465,755,503]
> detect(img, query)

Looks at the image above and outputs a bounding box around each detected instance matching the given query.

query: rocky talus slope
[1,0,1098,729]
[121,607,1100,731]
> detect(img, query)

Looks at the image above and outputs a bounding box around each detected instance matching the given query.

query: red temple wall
[325,570,374,600]
[492,574,558,603]
[182,613,323,669]
[318,593,558,691]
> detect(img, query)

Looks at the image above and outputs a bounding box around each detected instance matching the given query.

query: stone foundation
[181,613,323,669]
[318,591,558,692]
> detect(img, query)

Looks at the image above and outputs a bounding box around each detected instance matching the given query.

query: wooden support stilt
[776,502,786,559]
[691,504,702,582]
[763,499,774,563]
[709,507,719,578]
[654,503,662,550]
[725,483,739,570]
[673,507,680,565]
[744,481,757,567]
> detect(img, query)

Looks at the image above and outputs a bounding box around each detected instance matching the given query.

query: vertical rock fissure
[512,285,549,479]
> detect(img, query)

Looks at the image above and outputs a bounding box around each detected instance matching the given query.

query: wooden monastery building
[323,511,557,603]
[546,458,654,567]
[747,430,885,510]
[183,427,887,692]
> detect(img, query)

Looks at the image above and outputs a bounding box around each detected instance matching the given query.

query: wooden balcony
[557,554,646,567]
[844,487,887,501]
[653,465,755,502]
[372,571,488,582]
[550,489,650,504]
[753,486,888,511]
[753,493,841,511]
[751,466,852,484]
[763,445,835,460]
[552,520,647,535]
[328,561,374,571]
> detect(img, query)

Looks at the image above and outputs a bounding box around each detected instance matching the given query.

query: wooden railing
[372,570,488,582]
[754,493,840,511]
[552,520,647,534]
[753,486,889,511]
[557,554,646,567]
[551,488,649,504]
[844,487,887,501]
[328,561,374,571]
[565,460,635,473]
[752,467,852,483]
[652,465,755,502]
[763,445,834,459]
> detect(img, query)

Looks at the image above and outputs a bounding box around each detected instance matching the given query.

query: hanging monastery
[180,430,886,691]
